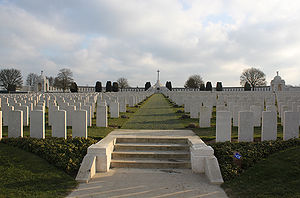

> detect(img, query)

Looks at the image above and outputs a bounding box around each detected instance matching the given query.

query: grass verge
[222,145,300,198]
[0,143,77,198]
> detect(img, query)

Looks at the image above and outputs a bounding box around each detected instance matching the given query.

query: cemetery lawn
[122,94,184,129]
[0,143,77,198]
[222,146,300,198]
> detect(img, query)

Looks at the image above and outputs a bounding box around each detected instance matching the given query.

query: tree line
[0,67,267,92]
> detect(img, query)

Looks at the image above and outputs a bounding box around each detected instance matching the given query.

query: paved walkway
[67,130,228,198]
[122,94,184,129]
[67,168,227,198]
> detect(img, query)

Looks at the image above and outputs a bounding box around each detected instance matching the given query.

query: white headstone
[261,111,277,141]
[238,111,254,142]
[283,111,299,140]
[30,110,45,139]
[250,105,262,127]
[72,110,87,138]
[81,105,92,127]
[199,106,211,128]
[8,110,23,138]
[96,104,107,127]
[110,101,120,118]
[52,110,67,139]
[216,111,231,142]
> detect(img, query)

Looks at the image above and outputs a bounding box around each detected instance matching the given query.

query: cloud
[0,0,300,87]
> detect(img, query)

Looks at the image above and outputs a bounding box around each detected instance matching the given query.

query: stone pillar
[52,110,67,139]
[199,106,211,128]
[96,103,107,127]
[261,111,277,141]
[283,111,299,140]
[216,111,231,142]
[72,110,87,138]
[250,105,262,127]
[8,110,23,138]
[110,101,119,118]
[30,110,45,139]
[238,111,254,142]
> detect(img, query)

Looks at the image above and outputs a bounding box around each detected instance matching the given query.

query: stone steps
[111,137,191,169]
[114,143,189,151]
[111,159,191,169]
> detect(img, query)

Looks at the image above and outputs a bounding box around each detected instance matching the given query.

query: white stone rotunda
[270,71,286,92]
[35,71,49,92]
[147,69,169,93]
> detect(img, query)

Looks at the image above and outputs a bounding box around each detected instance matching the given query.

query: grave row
[0,92,151,139]
[165,91,300,142]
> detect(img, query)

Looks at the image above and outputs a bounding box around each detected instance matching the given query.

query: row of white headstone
[164,91,300,142]
[0,92,151,139]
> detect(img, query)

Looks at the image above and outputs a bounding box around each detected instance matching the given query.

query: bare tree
[26,73,39,87]
[184,75,204,88]
[240,67,266,87]
[117,77,129,89]
[0,68,23,91]
[53,68,74,92]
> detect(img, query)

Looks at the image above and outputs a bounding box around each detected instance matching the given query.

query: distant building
[35,71,49,92]
[270,71,286,91]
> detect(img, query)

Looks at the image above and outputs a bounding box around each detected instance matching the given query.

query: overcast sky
[1,0,300,87]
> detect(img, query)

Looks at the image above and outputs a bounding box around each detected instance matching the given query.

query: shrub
[105,81,112,92]
[216,82,223,91]
[121,115,128,118]
[70,82,78,93]
[112,82,119,92]
[186,123,198,128]
[244,82,251,91]
[1,137,98,176]
[200,84,205,91]
[176,110,184,113]
[205,81,212,91]
[180,114,190,119]
[95,81,102,92]
[209,139,300,181]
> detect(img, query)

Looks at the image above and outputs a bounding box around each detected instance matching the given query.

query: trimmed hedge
[210,139,300,181]
[1,137,98,176]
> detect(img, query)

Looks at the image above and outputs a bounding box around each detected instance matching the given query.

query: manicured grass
[222,146,300,198]
[0,143,77,198]
[122,94,184,129]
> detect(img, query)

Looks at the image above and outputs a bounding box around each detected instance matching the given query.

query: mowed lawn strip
[0,143,77,198]
[122,94,184,129]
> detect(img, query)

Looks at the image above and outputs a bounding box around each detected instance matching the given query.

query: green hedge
[1,137,98,176]
[210,139,300,182]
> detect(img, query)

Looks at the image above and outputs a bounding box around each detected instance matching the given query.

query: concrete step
[116,138,188,144]
[112,151,190,159]
[114,143,190,151]
[111,159,191,169]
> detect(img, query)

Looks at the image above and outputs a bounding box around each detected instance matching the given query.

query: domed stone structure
[270,71,286,91]
[35,71,49,92]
